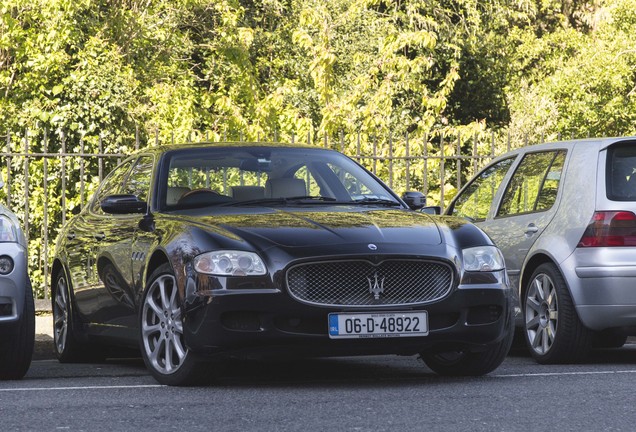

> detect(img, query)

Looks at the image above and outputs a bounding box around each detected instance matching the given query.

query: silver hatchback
[0,177,34,379]
[444,137,636,363]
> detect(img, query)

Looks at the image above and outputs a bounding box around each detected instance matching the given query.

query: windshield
[160,146,401,210]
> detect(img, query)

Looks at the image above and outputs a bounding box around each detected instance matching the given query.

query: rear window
[607,143,636,201]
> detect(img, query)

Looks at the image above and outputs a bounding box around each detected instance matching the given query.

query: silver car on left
[0,178,34,380]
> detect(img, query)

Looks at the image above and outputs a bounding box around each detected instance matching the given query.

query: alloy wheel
[525,273,558,355]
[141,273,187,375]
[53,277,69,355]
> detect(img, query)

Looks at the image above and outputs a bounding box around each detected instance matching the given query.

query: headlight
[463,246,505,272]
[0,215,17,242]
[193,250,267,276]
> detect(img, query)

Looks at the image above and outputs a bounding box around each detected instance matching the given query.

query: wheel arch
[520,253,562,298]
[145,250,171,287]
[49,259,68,306]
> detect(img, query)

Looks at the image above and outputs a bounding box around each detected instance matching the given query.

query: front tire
[421,313,514,376]
[523,263,592,363]
[140,263,211,386]
[0,277,35,380]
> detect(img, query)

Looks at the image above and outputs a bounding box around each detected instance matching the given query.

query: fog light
[0,256,13,274]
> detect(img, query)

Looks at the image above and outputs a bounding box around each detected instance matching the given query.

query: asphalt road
[4,340,636,432]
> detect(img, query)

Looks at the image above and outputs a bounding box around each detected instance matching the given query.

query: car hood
[179,207,442,250]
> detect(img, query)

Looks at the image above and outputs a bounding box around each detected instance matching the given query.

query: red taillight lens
[577,211,636,247]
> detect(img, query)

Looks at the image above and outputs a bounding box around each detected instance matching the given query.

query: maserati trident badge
[368,272,385,299]
[368,243,378,251]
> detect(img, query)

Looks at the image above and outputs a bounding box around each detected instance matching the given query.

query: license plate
[328,311,428,339]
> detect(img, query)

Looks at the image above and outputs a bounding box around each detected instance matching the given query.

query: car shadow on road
[508,341,636,364]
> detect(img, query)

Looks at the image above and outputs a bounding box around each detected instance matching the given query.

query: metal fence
[0,128,533,299]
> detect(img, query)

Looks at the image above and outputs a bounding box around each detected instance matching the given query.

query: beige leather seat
[265,178,306,198]
[166,187,191,205]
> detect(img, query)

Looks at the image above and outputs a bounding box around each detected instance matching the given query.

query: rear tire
[52,270,105,363]
[523,263,592,363]
[0,277,35,380]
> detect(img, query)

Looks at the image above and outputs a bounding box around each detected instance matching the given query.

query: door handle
[94,232,106,241]
[524,224,539,235]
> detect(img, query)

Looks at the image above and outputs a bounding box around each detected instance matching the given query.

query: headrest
[265,178,306,198]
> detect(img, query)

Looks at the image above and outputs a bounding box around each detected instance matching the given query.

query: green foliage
[507,0,636,141]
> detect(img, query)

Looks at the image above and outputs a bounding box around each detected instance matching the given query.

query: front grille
[286,259,454,307]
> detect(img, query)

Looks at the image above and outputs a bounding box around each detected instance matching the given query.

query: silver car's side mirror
[0,172,4,189]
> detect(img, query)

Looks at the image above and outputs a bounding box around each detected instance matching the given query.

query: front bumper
[183,281,513,360]
[0,242,28,325]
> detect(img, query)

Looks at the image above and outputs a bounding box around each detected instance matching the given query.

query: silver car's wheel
[0,276,34,380]
[525,272,557,355]
[140,263,211,386]
[523,263,592,364]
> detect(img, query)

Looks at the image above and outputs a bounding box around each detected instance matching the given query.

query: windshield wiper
[285,195,337,202]
[220,196,338,207]
[351,197,402,207]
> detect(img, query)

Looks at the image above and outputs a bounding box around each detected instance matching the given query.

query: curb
[34,299,54,361]
[35,299,51,313]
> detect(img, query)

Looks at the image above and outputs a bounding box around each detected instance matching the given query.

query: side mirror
[421,206,442,215]
[101,194,148,214]
[401,191,426,210]
[0,172,4,189]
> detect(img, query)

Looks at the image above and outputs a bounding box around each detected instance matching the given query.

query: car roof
[133,141,319,157]
[489,136,636,163]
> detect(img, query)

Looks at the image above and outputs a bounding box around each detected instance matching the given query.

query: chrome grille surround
[286,259,454,307]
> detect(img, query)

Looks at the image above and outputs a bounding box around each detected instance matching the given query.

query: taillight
[577,211,636,247]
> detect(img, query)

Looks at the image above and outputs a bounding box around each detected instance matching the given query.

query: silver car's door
[479,150,567,291]
[448,156,517,223]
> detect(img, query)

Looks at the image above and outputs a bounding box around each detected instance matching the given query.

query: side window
[450,157,515,221]
[607,143,636,201]
[293,165,319,196]
[91,159,135,213]
[497,150,566,217]
[324,162,390,200]
[535,151,565,211]
[124,155,154,202]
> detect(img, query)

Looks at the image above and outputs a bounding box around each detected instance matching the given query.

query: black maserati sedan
[51,142,514,385]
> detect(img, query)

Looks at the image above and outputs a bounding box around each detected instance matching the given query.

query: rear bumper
[183,285,514,360]
[562,248,636,331]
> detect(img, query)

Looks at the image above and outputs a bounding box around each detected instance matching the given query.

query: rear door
[480,150,567,291]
